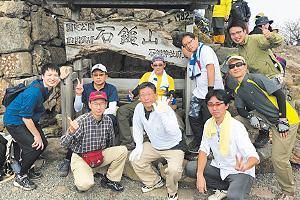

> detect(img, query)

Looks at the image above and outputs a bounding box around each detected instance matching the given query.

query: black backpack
[1,83,27,107]
[2,82,47,107]
[230,0,251,22]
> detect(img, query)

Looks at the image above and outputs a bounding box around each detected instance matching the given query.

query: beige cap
[255,12,265,19]
[226,55,246,65]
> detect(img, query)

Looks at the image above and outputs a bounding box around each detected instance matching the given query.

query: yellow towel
[205,111,231,156]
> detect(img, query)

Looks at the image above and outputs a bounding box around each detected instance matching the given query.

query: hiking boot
[208,190,227,200]
[188,140,200,154]
[57,159,71,177]
[13,174,37,191]
[141,177,164,193]
[101,175,124,192]
[167,193,178,200]
[28,167,43,180]
[254,132,269,148]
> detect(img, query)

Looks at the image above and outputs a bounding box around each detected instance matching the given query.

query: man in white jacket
[129,82,185,200]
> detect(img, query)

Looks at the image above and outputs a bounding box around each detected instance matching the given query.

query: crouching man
[186,90,259,199]
[129,82,186,200]
[61,91,127,192]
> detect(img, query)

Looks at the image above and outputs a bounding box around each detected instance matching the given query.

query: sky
[247,0,300,29]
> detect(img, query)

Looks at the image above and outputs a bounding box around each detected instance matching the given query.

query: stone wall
[0,2,198,125]
[0,1,68,132]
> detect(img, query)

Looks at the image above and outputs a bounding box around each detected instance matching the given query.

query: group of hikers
[0,2,299,200]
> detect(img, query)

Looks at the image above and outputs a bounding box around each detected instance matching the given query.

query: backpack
[230,0,251,22]
[0,134,14,180]
[1,83,27,107]
[2,81,48,107]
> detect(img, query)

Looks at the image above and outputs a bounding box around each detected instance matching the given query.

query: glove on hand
[249,115,260,129]
[126,94,133,102]
[126,90,134,102]
[277,118,289,133]
[153,96,170,113]
[129,145,143,161]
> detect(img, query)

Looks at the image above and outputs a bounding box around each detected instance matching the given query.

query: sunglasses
[152,64,164,67]
[228,62,245,69]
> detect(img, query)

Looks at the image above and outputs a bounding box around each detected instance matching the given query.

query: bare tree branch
[281,18,300,45]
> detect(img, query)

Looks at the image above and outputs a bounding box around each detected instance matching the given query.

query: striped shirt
[60,113,114,153]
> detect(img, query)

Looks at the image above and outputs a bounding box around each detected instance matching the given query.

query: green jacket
[238,33,283,79]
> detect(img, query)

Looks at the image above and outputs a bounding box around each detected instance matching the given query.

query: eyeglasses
[182,38,194,48]
[91,102,107,107]
[152,63,164,67]
[228,62,245,69]
[207,102,224,107]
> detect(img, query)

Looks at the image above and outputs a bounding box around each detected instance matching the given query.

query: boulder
[49,38,63,47]
[42,138,67,161]
[289,86,300,100]
[117,9,134,17]
[45,46,67,65]
[0,52,33,78]
[91,8,117,19]
[215,47,238,65]
[32,45,52,69]
[31,7,58,43]
[0,17,31,53]
[48,7,71,18]
[133,9,153,20]
[44,86,61,112]
[149,10,165,19]
[0,1,30,18]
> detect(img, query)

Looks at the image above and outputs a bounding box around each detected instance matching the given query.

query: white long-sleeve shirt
[200,117,259,180]
[132,102,182,150]
[74,95,117,115]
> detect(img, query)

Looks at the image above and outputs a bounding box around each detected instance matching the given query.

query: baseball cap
[255,16,273,26]
[91,64,107,73]
[226,55,246,65]
[89,91,108,102]
[152,55,165,63]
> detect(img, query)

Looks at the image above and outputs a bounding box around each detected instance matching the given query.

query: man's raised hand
[67,117,79,134]
[235,153,246,172]
[75,78,84,96]
[153,96,170,113]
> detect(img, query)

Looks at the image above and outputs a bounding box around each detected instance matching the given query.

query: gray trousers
[117,100,140,145]
[186,160,254,200]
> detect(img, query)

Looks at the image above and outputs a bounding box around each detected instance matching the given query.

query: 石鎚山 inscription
[64,21,188,67]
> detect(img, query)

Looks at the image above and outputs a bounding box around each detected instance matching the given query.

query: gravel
[0,155,299,199]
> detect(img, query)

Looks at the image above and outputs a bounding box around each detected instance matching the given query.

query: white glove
[129,145,143,161]
[153,96,170,113]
